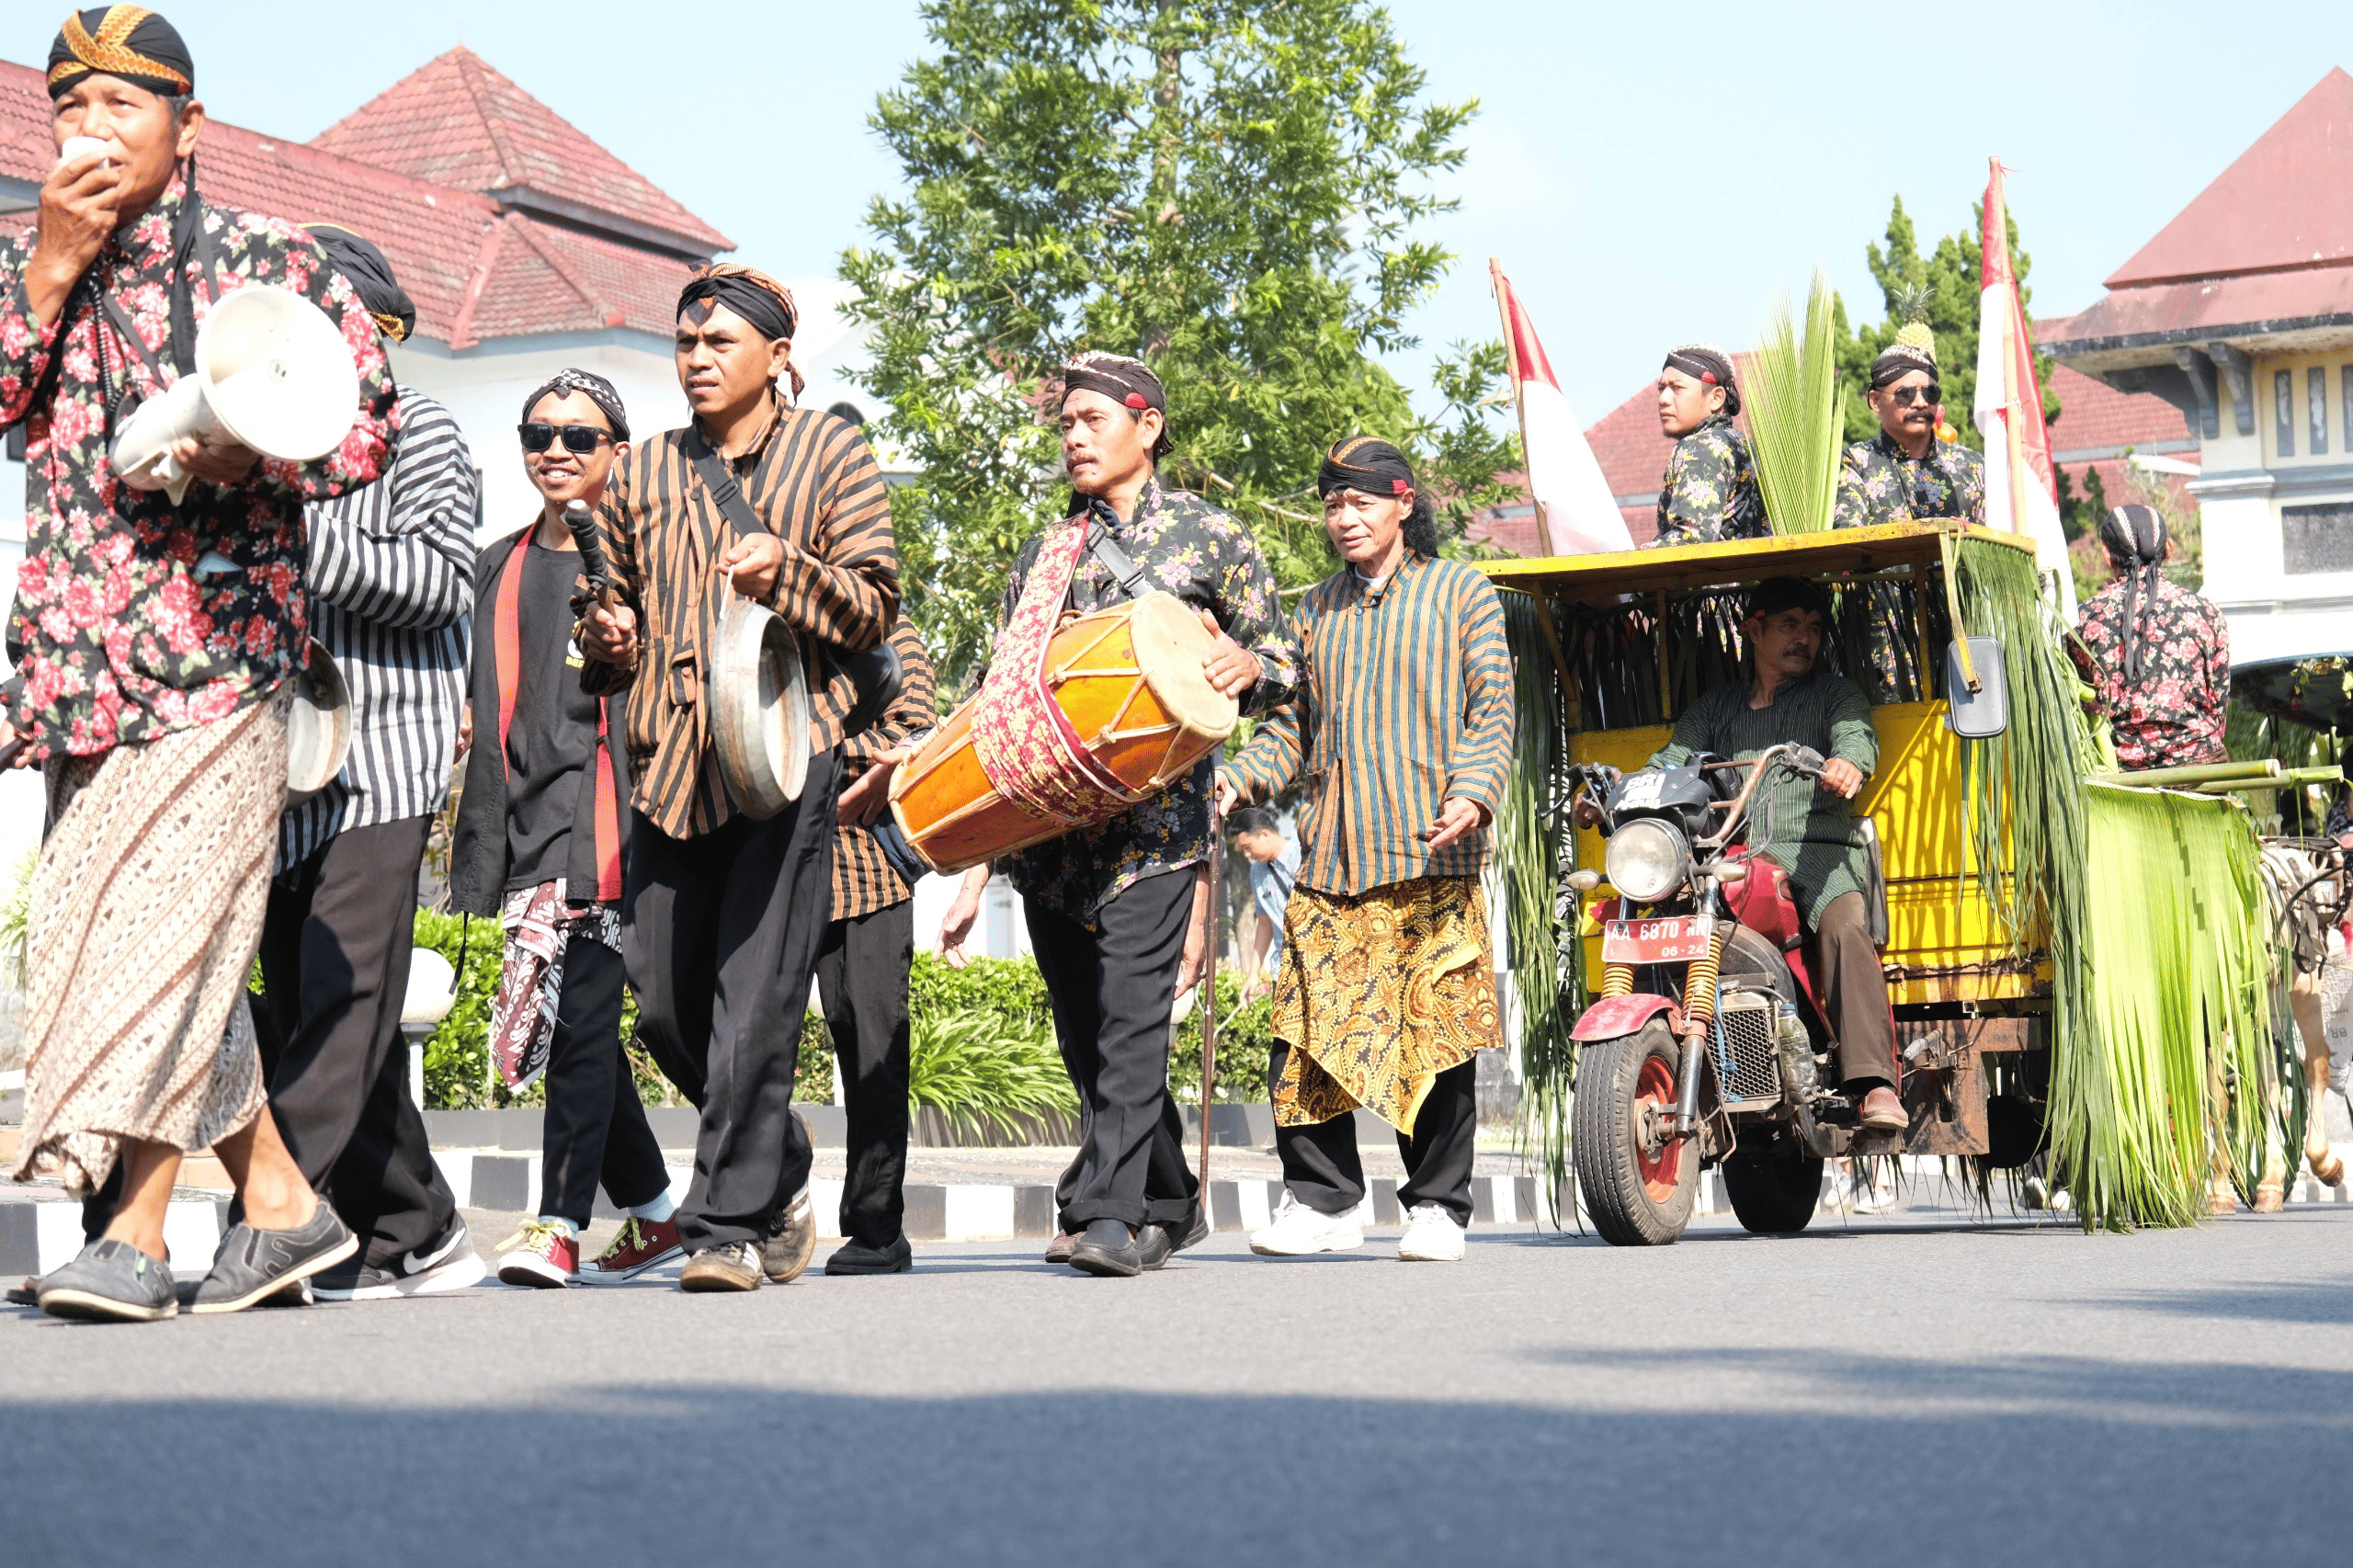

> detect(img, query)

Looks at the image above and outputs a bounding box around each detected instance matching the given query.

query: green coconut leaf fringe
[1746,273,1847,536]
[1499,590,1580,1219]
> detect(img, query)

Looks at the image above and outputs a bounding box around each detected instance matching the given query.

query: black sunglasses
[517,422,615,454]
[1886,383,1941,407]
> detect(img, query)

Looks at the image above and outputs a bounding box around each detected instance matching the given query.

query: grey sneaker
[39,1239,177,1323]
[678,1241,764,1292]
[192,1201,358,1315]
[760,1183,816,1284]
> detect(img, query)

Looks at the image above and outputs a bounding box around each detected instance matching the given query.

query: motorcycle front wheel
[1572,1019,1697,1245]
[1722,1146,1824,1234]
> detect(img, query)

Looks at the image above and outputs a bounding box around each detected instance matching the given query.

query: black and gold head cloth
[678,264,805,398]
[1662,343,1740,416]
[305,223,414,343]
[1317,435,1415,499]
[1870,320,1939,390]
[1061,350,1172,460]
[48,6,193,99]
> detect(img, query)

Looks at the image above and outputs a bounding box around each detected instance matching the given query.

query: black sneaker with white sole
[39,1239,178,1323]
[311,1217,487,1301]
[192,1203,359,1315]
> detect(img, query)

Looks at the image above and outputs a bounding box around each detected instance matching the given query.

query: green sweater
[1645,669,1879,926]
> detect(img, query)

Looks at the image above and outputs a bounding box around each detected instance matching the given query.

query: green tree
[1836,195,2062,449]
[841,0,1518,687]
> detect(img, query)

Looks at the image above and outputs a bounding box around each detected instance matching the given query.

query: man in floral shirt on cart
[0,6,395,1323]
[2076,503,2230,771]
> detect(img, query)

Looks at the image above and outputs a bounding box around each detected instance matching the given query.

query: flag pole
[1491,257,1558,556]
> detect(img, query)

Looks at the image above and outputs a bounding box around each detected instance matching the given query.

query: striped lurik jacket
[585,403,900,839]
[1226,553,1515,896]
[279,388,477,869]
[831,620,938,921]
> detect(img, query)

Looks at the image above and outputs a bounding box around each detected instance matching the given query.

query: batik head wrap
[48,6,191,98]
[1870,320,1939,391]
[1662,343,1740,416]
[305,223,413,343]
[1317,435,1437,557]
[677,264,804,399]
[521,369,630,444]
[2099,503,2169,684]
[1060,351,1172,461]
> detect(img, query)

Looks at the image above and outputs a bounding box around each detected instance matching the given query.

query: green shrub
[1169,968,1273,1104]
[909,1005,1077,1137]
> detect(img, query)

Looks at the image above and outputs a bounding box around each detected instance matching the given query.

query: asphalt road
[7,1206,2352,1566]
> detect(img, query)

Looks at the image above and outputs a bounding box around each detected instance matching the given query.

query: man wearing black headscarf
[2075,503,2229,771]
[575,262,900,1293]
[938,349,1300,1278]
[1831,325,1986,530]
[1652,345,1767,548]
[255,224,483,1301]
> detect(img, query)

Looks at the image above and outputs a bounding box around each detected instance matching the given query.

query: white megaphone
[110,284,360,506]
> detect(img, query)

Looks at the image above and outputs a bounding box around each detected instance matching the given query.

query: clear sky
[28,1,2353,424]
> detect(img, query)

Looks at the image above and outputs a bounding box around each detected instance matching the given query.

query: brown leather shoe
[1043,1230,1080,1265]
[1859,1085,1909,1133]
[761,1184,817,1284]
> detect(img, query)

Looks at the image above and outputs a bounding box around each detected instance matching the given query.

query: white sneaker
[1248,1190,1364,1256]
[1397,1202,1466,1262]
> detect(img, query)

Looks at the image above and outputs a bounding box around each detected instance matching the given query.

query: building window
[2313,367,2330,455]
[2277,369,2296,457]
[2282,502,2353,574]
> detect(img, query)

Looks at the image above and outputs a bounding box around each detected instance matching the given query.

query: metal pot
[710,591,811,818]
[286,638,351,801]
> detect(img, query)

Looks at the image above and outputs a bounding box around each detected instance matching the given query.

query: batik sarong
[484,879,622,1091]
[1269,873,1501,1134]
[10,693,290,1195]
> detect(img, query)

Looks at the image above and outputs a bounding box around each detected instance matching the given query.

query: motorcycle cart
[1480,522,2055,1244]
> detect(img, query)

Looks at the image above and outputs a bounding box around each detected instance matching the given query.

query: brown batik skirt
[9,693,289,1196]
[1269,873,1502,1136]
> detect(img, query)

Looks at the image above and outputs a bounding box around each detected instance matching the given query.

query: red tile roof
[2106,68,2353,288]
[312,48,731,259]
[0,57,700,348]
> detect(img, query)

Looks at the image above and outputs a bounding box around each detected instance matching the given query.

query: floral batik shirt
[2075,574,2230,771]
[995,478,1299,924]
[1830,431,1986,529]
[0,172,395,758]
[1653,414,1768,547]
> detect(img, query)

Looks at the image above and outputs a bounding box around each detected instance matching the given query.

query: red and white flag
[1492,261,1633,556]
[1972,160,2075,617]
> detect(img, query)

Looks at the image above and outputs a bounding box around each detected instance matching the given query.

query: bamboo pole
[2087,759,2281,789]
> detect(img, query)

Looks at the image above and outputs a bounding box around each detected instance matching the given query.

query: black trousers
[1807,891,1900,1087]
[1028,867,1199,1231]
[537,934,669,1228]
[815,899,914,1247]
[1271,1044,1478,1227]
[624,746,839,1252]
[255,815,458,1267]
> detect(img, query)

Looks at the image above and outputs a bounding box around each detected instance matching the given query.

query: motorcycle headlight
[1605,818,1688,904]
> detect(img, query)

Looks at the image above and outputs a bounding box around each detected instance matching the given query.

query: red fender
[1572,994,1682,1042]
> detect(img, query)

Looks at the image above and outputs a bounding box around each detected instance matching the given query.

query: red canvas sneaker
[579,1215,685,1286]
[495,1221,579,1289]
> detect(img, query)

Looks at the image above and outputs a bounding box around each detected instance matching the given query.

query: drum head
[711,593,811,819]
[286,638,352,800]
[1127,591,1240,740]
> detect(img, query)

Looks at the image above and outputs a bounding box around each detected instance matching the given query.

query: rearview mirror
[1943,637,2007,739]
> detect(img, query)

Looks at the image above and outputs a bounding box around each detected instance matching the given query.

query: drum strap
[1082,513,1152,603]
[685,426,899,739]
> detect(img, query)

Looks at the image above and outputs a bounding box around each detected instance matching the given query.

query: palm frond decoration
[1745,272,1847,535]
[1498,591,1578,1220]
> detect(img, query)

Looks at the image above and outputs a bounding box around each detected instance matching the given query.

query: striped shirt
[831,620,939,921]
[586,404,900,839]
[1227,554,1515,896]
[279,389,477,868]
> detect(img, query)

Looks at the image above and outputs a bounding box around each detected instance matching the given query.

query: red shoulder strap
[493,528,531,759]
[594,701,622,902]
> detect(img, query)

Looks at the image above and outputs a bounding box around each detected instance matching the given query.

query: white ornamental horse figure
[2253,840,2349,1210]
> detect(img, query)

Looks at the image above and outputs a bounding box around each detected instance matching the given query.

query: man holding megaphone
[0,6,398,1324]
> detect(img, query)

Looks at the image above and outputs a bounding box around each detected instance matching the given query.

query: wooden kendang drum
[888,589,1238,874]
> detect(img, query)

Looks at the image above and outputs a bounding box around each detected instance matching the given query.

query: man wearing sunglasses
[1831,325,1986,530]
[450,369,686,1290]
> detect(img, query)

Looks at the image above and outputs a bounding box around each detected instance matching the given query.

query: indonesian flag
[1492,260,1633,556]
[1972,160,2075,617]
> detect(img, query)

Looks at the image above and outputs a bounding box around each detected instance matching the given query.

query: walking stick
[1199,835,1222,1212]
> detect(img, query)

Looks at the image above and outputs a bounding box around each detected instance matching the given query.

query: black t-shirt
[505,541,602,890]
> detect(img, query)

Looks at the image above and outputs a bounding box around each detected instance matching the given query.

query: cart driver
[1630,576,1906,1134]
